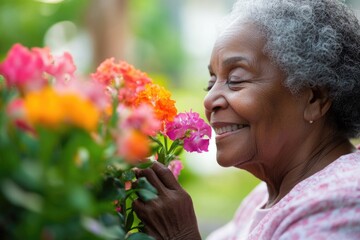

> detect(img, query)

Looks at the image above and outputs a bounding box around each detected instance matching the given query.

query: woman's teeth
[214,124,246,135]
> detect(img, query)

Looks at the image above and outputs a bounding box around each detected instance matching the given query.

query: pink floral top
[206,151,360,240]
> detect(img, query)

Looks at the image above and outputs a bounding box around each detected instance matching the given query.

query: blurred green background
[0,0,359,238]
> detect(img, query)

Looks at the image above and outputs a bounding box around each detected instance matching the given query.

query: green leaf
[137,177,157,194]
[173,145,184,156]
[1,179,43,212]
[98,177,125,201]
[82,216,125,239]
[37,127,60,162]
[156,148,166,164]
[99,213,120,227]
[168,139,181,153]
[125,210,134,231]
[13,160,42,191]
[67,186,93,213]
[137,189,158,202]
[117,212,125,228]
[122,170,135,182]
[113,178,124,188]
[136,160,153,169]
[126,232,155,240]
[118,188,127,200]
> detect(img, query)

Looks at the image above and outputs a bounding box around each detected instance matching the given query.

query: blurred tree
[86,0,128,67]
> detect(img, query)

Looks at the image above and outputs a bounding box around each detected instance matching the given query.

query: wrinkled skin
[132,162,201,240]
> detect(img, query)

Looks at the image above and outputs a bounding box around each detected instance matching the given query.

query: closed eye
[227,75,247,90]
[205,73,216,92]
[204,80,215,92]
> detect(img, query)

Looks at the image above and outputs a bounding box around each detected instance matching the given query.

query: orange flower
[23,87,100,131]
[134,83,177,124]
[117,130,151,164]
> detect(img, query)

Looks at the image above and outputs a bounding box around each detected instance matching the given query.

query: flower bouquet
[0,43,211,239]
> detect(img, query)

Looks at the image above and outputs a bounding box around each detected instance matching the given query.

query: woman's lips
[213,124,248,135]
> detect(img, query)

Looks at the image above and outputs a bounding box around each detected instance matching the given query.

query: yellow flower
[24,87,65,128]
[61,94,100,131]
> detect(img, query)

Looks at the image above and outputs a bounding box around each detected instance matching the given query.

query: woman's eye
[227,76,245,90]
[205,74,216,92]
[204,81,215,92]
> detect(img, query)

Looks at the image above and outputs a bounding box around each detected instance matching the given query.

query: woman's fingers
[132,199,165,239]
[132,168,201,240]
[151,161,181,190]
[135,165,167,195]
[135,161,181,192]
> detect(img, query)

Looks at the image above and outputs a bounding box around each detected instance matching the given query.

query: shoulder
[300,151,360,195]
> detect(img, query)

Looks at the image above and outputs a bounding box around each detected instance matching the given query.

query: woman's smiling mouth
[214,124,248,135]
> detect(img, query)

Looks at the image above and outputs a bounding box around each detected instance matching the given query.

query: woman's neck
[264,137,355,208]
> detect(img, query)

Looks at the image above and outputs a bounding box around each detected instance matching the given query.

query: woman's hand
[132,161,201,240]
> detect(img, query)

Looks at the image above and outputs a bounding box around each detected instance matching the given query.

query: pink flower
[168,160,183,180]
[91,58,122,86]
[31,46,76,83]
[166,111,211,153]
[119,104,162,136]
[0,44,47,91]
[0,43,76,92]
[46,52,76,83]
[124,181,132,190]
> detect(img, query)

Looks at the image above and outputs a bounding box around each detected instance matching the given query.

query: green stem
[168,139,181,154]
[163,135,168,153]
[150,136,163,146]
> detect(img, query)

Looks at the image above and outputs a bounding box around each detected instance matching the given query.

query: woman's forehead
[210,23,266,65]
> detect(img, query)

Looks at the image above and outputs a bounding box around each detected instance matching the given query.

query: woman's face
[204,22,309,172]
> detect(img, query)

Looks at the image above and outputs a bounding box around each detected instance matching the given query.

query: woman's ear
[303,87,332,122]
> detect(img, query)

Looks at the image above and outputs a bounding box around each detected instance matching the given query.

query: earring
[309,120,314,124]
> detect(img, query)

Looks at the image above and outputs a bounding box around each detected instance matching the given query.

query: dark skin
[133,22,355,239]
[133,163,201,240]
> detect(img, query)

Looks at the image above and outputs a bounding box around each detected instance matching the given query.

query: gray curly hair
[222,0,360,138]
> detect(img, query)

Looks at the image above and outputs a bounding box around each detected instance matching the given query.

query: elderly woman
[133,0,360,239]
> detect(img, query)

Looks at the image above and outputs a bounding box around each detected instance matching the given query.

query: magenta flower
[166,111,211,153]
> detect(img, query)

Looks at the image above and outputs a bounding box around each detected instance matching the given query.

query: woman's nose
[203,83,227,113]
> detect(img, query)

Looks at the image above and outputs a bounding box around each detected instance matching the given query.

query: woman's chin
[216,154,253,168]
[216,160,233,167]
[216,156,244,168]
